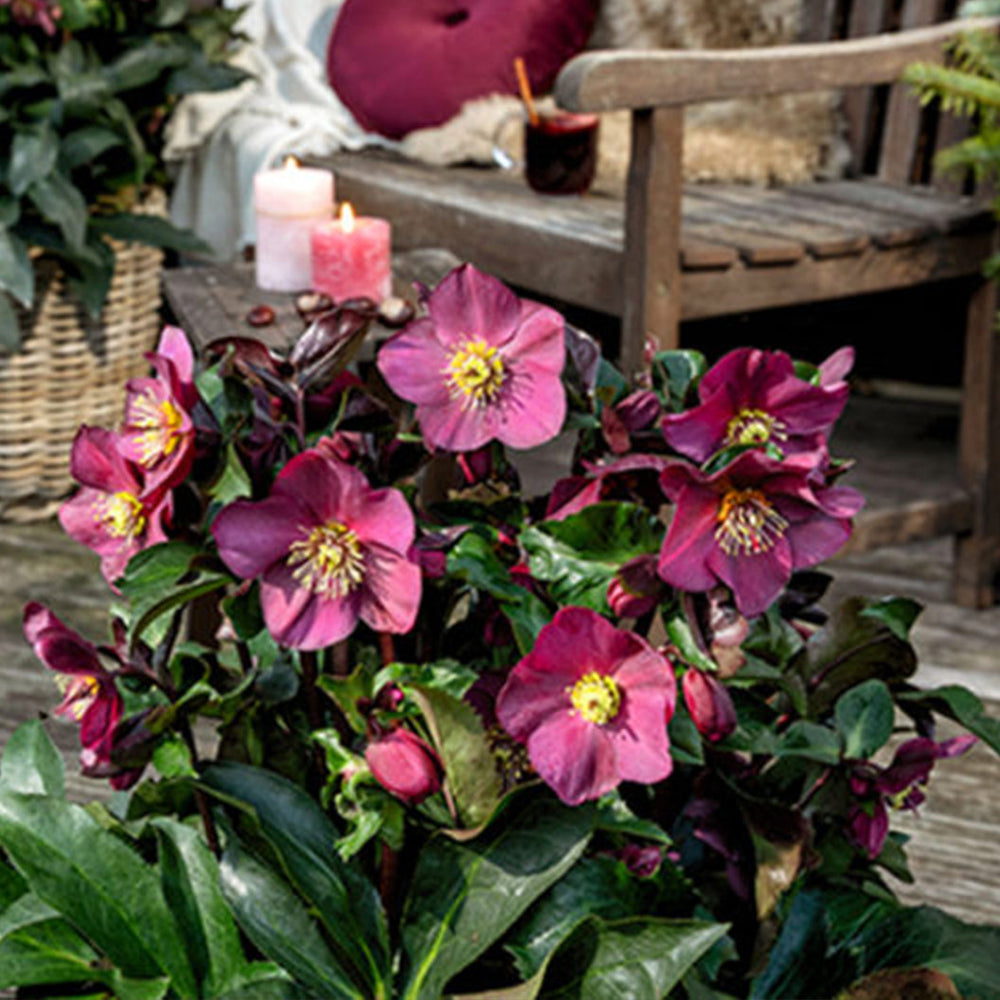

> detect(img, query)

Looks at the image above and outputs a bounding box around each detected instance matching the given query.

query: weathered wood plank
[842,0,893,173]
[879,0,948,185]
[622,107,684,369]
[555,18,1000,112]
[689,187,871,258]
[932,111,972,194]
[800,179,993,233]
[799,0,840,43]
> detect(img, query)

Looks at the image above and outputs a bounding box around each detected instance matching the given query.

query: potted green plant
[0,0,245,512]
[0,265,997,998]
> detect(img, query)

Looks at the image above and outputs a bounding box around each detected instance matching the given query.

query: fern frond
[904,62,1000,116]
[936,131,1000,180]
[951,30,1000,83]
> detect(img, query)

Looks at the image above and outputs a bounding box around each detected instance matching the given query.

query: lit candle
[253,157,334,292]
[311,203,392,304]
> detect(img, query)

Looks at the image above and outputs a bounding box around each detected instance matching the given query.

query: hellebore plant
[2,262,999,1000]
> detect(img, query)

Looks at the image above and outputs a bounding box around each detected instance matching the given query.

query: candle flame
[340,202,356,234]
[283,156,300,170]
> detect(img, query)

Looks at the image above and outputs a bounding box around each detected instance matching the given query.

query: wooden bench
[311,1,1000,609]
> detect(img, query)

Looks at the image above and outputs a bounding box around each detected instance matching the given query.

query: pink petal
[700,348,793,403]
[784,514,852,570]
[260,563,361,650]
[527,714,617,806]
[376,320,452,406]
[495,366,566,449]
[660,391,735,462]
[504,299,566,376]
[818,346,855,386]
[497,660,581,742]
[427,264,521,348]
[417,398,493,453]
[608,655,675,784]
[657,487,722,594]
[78,684,121,750]
[765,379,848,435]
[708,540,793,618]
[212,495,306,580]
[156,325,195,386]
[69,427,137,494]
[358,546,422,635]
[341,485,415,554]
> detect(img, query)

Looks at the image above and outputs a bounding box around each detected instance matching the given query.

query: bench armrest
[555,17,1000,112]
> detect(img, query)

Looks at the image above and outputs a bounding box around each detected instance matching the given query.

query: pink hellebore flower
[2,0,61,34]
[661,347,852,464]
[22,603,141,789]
[120,327,198,488]
[682,669,737,742]
[211,444,421,650]
[59,427,172,588]
[657,450,863,617]
[365,727,443,805]
[848,734,976,859]
[496,606,676,806]
[546,454,672,521]
[376,264,566,452]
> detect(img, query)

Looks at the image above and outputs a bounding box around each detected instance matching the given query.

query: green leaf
[0,859,26,910]
[447,530,526,601]
[0,792,197,995]
[898,684,1000,755]
[593,791,672,845]
[105,37,190,93]
[776,721,843,766]
[0,294,20,353]
[90,213,211,255]
[63,231,114,319]
[506,858,639,978]
[522,504,662,613]
[218,836,363,1000]
[0,896,101,989]
[117,541,231,647]
[61,125,123,169]
[651,349,707,410]
[400,797,594,1000]
[664,610,717,674]
[152,818,250,998]
[789,597,917,715]
[835,680,894,759]
[537,916,730,1000]
[151,736,197,781]
[0,225,33,308]
[410,686,502,828]
[28,171,88,251]
[167,56,249,96]
[198,762,390,997]
[858,597,922,642]
[0,721,65,797]
[206,442,253,504]
[8,126,58,197]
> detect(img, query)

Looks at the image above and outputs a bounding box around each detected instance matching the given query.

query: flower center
[95,491,146,540]
[130,390,184,465]
[55,675,101,721]
[724,409,787,448]
[287,521,365,600]
[568,672,621,725]
[445,339,506,408]
[715,487,789,557]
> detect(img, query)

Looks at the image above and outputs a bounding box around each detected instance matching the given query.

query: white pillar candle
[253,158,334,292]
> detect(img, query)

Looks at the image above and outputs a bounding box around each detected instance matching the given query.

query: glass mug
[494,109,600,196]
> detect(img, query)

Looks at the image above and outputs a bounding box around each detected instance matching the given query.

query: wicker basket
[0,190,166,521]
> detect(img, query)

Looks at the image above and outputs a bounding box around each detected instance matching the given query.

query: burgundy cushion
[327,0,598,139]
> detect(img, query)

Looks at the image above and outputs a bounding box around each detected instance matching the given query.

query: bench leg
[953,275,1000,607]
[621,107,684,376]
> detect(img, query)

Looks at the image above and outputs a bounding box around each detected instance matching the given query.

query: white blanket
[164,0,391,260]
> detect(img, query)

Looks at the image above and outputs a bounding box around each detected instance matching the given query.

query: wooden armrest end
[556,16,1000,112]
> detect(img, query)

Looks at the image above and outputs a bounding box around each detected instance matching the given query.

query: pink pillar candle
[254,159,334,292]
[311,203,392,304]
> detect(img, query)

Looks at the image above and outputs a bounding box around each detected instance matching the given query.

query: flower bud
[607,555,663,619]
[365,728,442,805]
[682,669,737,742]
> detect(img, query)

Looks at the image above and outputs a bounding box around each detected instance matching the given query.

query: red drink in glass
[524,111,599,195]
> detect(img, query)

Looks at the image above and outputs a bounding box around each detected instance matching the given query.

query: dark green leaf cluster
[0,0,245,343]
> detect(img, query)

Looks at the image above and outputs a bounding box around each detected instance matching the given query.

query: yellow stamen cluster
[725,408,787,448]
[715,487,789,557]
[445,339,506,409]
[55,675,100,721]
[95,491,146,540]
[287,521,365,600]
[129,390,184,465]
[568,672,622,726]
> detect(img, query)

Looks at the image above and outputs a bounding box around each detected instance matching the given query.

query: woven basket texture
[0,190,165,521]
